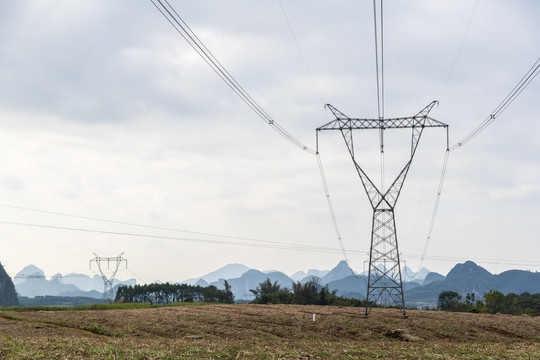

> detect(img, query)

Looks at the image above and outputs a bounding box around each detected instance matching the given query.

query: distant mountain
[182,263,251,285]
[178,261,432,301]
[327,275,422,300]
[16,276,83,298]
[423,272,445,285]
[211,269,294,300]
[291,269,329,282]
[299,275,322,285]
[19,260,538,306]
[59,273,104,292]
[327,274,367,299]
[403,266,430,284]
[0,262,19,306]
[18,260,534,306]
[14,265,136,299]
[357,265,430,283]
[320,260,355,284]
[13,264,45,285]
[194,279,209,287]
[247,260,537,306]
[405,261,540,307]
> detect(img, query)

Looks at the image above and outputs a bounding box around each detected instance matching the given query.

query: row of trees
[115,281,234,305]
[250,278,365,306]
[438,290,540,316]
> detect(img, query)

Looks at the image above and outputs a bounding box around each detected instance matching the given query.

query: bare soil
[1,304,539,359]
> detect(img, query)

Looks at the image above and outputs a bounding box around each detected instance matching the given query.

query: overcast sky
[0,0,538,283]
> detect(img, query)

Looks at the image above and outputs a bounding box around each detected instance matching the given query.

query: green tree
[437,291,462,311]
[291,279,321,305]
[463,293,480,312]
[250,278,291,304]
[222,280,234,304]
[115,282,233,305]
[482,290,505,314]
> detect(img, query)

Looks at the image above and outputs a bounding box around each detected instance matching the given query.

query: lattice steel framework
[90,253,127,301]
[317,101,448,317]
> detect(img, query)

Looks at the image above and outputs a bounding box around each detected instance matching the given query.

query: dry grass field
[0,304,539,359]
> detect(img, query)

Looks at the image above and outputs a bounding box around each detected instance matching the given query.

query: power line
[1,189,354,274]
[417,149,449,272]
[3,219,539,269]
[439,0,479,101]
[149,0,315,154]
[0,203,331,251]
[277,0,324,104]
[372,0,384,120]
[149,0,351,269]
[418,57,540,270]
[0,219,366,256]
[450,57,540,151]
[276,1,353,268]
[316,153,348,262]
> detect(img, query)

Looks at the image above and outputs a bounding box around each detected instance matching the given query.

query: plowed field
[1,304,539,359]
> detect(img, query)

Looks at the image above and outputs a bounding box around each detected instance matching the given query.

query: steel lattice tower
[317,101,448,317]
[90,252,127,301]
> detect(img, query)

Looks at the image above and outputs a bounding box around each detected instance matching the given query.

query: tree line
[250,278,367,307]
[438,290,540,316]
[115,281,234,305]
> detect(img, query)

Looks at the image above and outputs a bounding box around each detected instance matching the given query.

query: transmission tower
[90,252,127,301]
[317,101,448,317]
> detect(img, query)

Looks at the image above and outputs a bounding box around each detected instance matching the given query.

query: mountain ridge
[406,261,540,306]
[13,265,136,299]
[14,261,536,306]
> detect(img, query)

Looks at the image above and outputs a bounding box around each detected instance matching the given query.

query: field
[0,304,539,359]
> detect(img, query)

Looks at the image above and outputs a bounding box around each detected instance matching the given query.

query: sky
[0,0,539,284]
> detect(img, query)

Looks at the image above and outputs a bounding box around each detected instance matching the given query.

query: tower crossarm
[317,115,447,131]
[317,102,449,210]
[319,102,447,131]
[90,252,127,300]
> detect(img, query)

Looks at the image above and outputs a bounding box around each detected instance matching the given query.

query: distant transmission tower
[317,101,448,317]
[90,252,127,301]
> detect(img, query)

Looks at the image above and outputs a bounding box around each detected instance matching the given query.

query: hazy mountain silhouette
[182,263,251,285]
[15,261,535,307]
[291,269,329,282]
[405,261,540,306]
[320,260,356,284]
[13,265,135,299]
[211,269,294,300]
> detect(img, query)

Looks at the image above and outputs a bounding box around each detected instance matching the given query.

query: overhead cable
[316,153,348,262]
[450,57,540,151]
[0,203,323,250]
[149,0,315,154]
[439,0,478,101]
[418,57,540,270]
[278,0,324,104]
[417,149,450,272]
[0,219,366,256]
[150,0,349,265]
[277,0,354,269]
[372,0,384,120]
[4,219,539,269]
